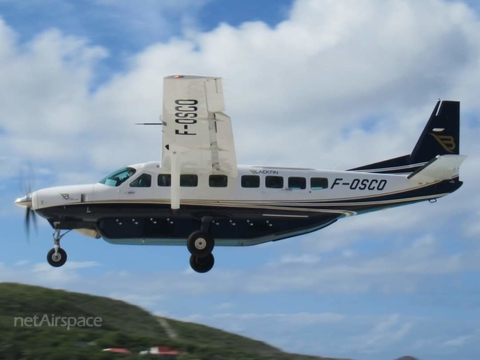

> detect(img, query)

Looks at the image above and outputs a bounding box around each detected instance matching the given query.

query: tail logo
[429,133,456,153]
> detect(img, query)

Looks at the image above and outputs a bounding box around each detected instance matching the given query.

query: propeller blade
[19,167,27,195]
[32,210,38,235]
[27,161,34,195]
[18,161,36,243]
[25,208,31,241]
[19,162,35,196]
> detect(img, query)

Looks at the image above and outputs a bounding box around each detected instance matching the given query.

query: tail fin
[410,100,460,163]
[350,100,460,174]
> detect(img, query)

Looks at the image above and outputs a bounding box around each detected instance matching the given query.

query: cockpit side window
[99,167,136,187]
[130,174,152,187]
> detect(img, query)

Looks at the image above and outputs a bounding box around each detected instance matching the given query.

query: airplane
[14,75,466,273]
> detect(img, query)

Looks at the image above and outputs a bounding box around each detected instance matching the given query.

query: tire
[187,230,214,257]
[47,248,67,267]
[189,253,215,273]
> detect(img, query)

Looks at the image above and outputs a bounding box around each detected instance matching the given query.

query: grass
[0,282,350,360]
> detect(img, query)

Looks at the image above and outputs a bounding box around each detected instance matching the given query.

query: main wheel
[189,253,215,273]
[47,248,67,267]
[187,230,214,257]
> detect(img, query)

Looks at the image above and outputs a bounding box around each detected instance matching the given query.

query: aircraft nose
[15,195,32,208]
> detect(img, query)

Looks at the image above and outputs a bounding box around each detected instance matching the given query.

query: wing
[161,75,237,178]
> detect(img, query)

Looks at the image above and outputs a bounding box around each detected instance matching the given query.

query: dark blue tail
[350,100,460,174]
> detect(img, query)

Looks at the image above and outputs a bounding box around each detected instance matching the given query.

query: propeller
[24,203,37,239]
[16,163,37,240]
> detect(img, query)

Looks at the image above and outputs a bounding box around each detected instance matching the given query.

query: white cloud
[14,260,28,266]
[63,261,100,269]
[277,254,321,265]
[213,302,235,310]
[29,261,99,284]
[1,232,478,300]
[92,0,211,38]
[0,0,479,177]
[349,314,413,353]
[32,260,99,272]
[443,334,473,347]
[210,312,345,325]
[342,250,355,258]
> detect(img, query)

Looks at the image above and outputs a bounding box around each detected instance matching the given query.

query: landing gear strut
[46,229,71,267]
[187,216,215,273]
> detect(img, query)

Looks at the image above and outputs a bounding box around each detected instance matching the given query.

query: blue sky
[1,1,480,360]
[0,0,292,87]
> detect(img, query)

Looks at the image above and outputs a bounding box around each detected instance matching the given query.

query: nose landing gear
[46,229,71,268]
[47,248,67,267]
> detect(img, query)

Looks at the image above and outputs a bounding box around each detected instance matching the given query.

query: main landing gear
[44,217,218,273]
[187,216,215,273]
[46,229,71,267]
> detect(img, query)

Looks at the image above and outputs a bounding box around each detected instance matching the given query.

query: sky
[0,1,479,359]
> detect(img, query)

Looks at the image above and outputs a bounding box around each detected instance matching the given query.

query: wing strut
[171,147,180,210]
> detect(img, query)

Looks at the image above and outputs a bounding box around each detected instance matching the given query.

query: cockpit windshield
[99,167,136,187]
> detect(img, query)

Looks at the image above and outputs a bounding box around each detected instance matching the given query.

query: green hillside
[0,283,349,360]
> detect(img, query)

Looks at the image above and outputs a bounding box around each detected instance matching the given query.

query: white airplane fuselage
[29,161,461,246]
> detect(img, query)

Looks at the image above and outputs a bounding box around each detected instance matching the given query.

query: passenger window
[266,176,284,189]
[180,174,198,187]
[157,174,171,187]
[209,175,228,187]
[311,177,328,190]
[241,175,260,188]
[130,174,152,188]
[288,177,306,190]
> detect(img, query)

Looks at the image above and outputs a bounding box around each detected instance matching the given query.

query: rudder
[410,100,460,163]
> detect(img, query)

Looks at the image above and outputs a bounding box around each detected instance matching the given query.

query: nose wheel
[46,229,71,268]
[47,248,67,267]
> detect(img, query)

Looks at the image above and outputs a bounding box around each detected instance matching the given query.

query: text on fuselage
[174,99,198,136]
[331,178,387,191]
[250,170,279,175]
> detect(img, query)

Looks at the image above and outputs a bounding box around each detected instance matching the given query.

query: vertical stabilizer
[349,100,461,174]
[410,100,460,164]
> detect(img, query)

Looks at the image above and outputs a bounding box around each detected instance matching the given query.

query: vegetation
[0,283,349,360]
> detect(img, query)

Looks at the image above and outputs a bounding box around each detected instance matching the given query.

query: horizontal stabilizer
[407,155,466,181]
